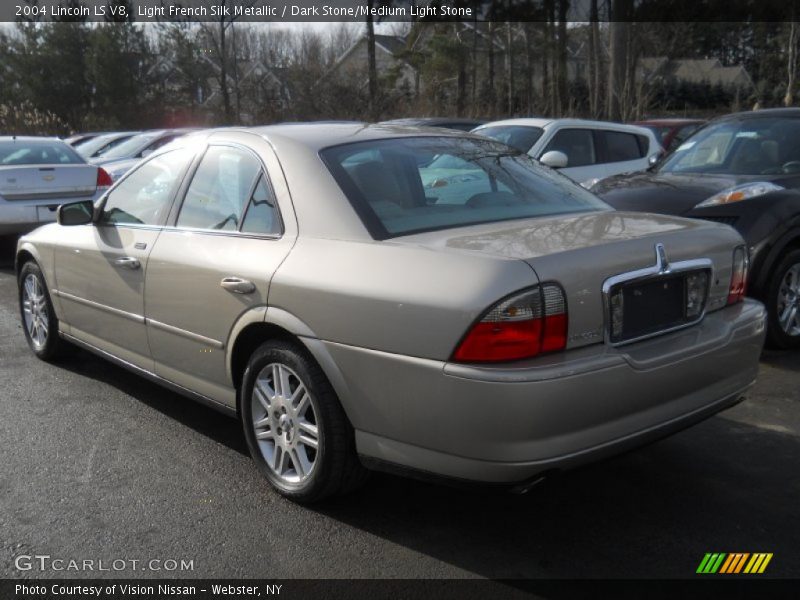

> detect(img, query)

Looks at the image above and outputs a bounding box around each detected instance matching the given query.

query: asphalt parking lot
[0,243,798,581]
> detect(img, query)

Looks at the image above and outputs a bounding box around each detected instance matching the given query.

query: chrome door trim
[53,289,145,324]
[59,331,236,417]
[145,317,225,350]
[601,244,714,347]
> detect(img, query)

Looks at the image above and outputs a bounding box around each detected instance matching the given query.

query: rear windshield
[473,125,544,153]
[0,140,84,165]
[321,136,610,238]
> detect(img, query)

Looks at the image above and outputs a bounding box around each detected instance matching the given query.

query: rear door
[144,133,296,406]
[54,148,195,370]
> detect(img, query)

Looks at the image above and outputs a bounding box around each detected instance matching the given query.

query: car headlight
[695,182,783,208]
[580,177,602,190]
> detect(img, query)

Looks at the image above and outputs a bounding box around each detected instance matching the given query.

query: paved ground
[0,243,798,580]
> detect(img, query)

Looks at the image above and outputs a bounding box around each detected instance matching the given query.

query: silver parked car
[473,118,662,187]
[1,137,112,237]
[16,125,766,502]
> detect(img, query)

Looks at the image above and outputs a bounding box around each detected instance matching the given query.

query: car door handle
[220,277,256,294]
[114,257,141,270]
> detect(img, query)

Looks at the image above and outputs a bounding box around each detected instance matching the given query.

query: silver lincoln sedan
[16,124,766,502]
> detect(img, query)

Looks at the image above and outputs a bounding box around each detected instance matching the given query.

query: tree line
[1,2,799,134]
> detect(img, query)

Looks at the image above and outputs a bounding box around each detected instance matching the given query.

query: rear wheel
[240,340,368,502]
[18,261,68,360]
[766,249,800,349]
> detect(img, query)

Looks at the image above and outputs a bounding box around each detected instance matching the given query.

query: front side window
[100,149,193,226]
[177,146,261,231]
[543,129,596,167]
[321,137,610,238]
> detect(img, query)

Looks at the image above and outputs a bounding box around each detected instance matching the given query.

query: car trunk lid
[396,210,743,350]
[0,165,99,201]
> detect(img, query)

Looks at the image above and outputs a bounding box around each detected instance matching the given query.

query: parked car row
[14,120,767,502]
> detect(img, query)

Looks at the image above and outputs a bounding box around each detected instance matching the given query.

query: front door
[54,148,194,370]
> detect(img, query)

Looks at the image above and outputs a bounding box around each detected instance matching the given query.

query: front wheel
[240,340,368,503]
[18,261,68,361]
[766,249,800,349]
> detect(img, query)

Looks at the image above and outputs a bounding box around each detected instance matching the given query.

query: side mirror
[139,147,154,158]
[540,150,569,169]
[648,151,664,167]
[57,200,95,226]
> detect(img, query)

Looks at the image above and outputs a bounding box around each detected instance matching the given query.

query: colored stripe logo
[697,553,773,574]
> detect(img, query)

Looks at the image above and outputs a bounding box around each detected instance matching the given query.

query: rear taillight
[727,246,748,305]
[96,167,113,188]
[452,284,568,363]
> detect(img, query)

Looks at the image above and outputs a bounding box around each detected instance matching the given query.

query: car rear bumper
[313,299,766,484]
[0,193,101,235]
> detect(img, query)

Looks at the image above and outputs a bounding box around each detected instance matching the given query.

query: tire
[18,260,68,361]
[765,248,800,349]
[240,340,368,503]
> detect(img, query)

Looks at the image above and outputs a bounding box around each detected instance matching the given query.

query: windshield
[473,125,544,153]
[100,133,160,160]
[321,136,610,238]
[0,140,84,165]
[658,117,800,175]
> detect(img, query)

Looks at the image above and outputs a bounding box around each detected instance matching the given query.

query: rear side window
[177,146,261,231]
[240,175,282,235]
[599,130,645,162]
[543,129,596,167]
[0,141,83,165]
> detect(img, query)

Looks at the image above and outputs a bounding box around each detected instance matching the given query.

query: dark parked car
[380,117,486,132]
[633,118,704,152]
[594,108,800,349]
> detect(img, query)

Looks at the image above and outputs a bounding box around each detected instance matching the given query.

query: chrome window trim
[601,243,714,347]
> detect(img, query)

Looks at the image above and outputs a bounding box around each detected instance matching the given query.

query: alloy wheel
[777,262,800,337]
[22,274,49,350]
[250,363,319,484]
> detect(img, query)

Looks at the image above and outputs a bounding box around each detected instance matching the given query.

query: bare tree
[786,20,798,106]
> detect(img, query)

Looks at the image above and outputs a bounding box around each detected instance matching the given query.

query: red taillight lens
[728,246,748,305]
[96,167,113,188]
[452,284,568,363]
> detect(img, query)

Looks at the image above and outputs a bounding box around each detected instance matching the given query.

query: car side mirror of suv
[57,200,95,226]
[540,150,569,169]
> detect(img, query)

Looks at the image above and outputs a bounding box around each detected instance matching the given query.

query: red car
[632,118,705,152]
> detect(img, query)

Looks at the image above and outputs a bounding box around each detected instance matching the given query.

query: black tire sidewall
[18,261,61,360]
[766,249,800,349]
[240,342,331,501]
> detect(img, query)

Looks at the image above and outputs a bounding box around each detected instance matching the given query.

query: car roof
[476,118,653,135]
[237,122,478,151]
[634,118,704,125]
[381,117,486,125]
[714,107,800,121]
